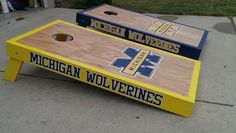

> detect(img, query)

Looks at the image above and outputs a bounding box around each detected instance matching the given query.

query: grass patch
[111,0,236,16]
[74,0,111,9]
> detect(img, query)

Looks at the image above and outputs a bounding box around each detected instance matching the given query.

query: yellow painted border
[5,20,201,117]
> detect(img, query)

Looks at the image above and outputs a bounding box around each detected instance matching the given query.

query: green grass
[111,0,236,16]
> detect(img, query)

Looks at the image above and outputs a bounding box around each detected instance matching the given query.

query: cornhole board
[76,4,208,60]
[3,20,200,117]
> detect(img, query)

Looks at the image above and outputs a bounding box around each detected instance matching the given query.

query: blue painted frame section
[76,4,208,60]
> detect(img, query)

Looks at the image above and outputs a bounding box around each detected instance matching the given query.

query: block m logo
[110,47,162,78]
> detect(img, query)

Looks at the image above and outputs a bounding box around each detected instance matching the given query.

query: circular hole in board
[52,33,73,42]
[104,11,118,15]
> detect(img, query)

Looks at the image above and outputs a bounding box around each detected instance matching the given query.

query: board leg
[2,57,23,81]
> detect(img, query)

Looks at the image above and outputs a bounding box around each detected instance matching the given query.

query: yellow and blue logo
[111,47,162,78]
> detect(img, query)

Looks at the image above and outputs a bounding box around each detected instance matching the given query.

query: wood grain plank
[18,22,195,96]
[83,4,204,47]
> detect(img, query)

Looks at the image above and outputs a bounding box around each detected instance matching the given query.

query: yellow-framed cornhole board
[76,4,208,60]
[3,20,200,117]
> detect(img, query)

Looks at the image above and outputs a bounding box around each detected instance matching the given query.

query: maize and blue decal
[110,47,162,78]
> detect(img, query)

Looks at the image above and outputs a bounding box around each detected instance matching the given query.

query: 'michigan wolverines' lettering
[29,52,163,107]
[89,19,180,53]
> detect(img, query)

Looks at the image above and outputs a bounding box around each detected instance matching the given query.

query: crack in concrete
[196,100,235,107]
[0,70,235,108]
[19,73,76,83]
[0,70,76,83]
[229,17,236,35]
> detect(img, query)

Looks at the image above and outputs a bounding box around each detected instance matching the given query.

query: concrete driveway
[0,8,236,133]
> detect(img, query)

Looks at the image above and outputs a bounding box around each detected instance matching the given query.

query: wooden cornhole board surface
[3,20,200,117]
[76,4,208,59]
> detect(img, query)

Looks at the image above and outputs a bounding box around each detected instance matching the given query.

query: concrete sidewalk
[0,8,236,133]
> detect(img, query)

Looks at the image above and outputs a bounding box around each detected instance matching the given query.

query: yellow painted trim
[188,61,201,102]
[5,20,201,117]
[2,57,23,81]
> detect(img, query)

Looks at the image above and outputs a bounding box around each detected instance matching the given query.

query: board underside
[77,4,208,59]
[5,21,200,116]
